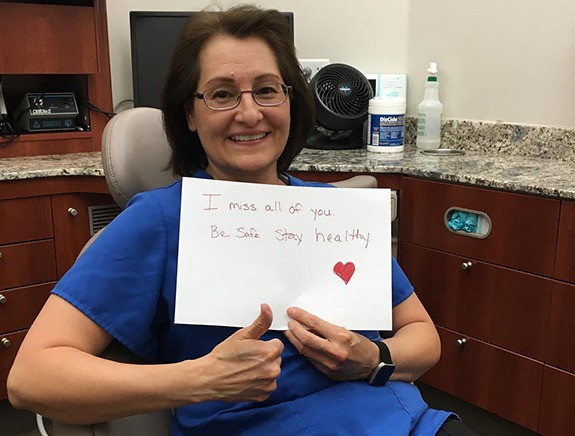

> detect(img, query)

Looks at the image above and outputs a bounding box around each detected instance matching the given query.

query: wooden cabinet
[0,197,53,244]
[539,366,575,436]
[0,240,57,289]
[546,281,575,374]
[555,200,575,283]
[0,331,27,399]
[0,0,112,158]
[423,326,544,431]
[0,176,114,400]
[400,244,552,361]
[52,193,120,278]
[399,176,563,432]
[0,2,98,74]
[0,196,56,400]
[400,177,559,276]
[542,200,575,435]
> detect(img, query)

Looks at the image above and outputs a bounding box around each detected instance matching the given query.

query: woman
[8,5,474,435]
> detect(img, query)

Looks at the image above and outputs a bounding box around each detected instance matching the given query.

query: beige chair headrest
[101,107,180,209]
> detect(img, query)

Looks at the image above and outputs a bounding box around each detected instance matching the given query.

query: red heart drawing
[333,261,355,285]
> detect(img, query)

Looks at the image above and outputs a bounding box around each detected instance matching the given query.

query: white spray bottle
[416,62,443,150]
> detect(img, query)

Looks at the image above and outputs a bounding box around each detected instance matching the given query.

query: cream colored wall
[106,0,575,128]
[407,0,575,127]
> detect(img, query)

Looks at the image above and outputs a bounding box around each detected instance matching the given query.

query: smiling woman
[7,5,474,436]
[162,6,314,180]
[183,35,291,185]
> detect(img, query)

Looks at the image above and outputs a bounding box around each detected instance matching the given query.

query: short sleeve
[391,257,414,307]
[52,192,169,359]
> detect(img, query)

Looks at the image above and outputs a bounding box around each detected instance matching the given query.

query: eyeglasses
[194,83,291,111]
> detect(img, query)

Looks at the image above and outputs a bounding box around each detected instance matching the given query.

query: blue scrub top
[53,171,452,435]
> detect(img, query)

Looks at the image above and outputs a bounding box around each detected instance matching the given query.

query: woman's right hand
[197,303,284,403]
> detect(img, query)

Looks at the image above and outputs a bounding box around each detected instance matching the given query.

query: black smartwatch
[367,340,395,386]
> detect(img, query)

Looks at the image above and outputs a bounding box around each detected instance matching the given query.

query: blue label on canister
[368,113,405,146]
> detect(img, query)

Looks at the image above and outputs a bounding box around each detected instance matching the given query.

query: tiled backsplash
[404,118,575,162]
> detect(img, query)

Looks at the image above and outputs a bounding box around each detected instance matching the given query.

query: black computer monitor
[130,11,295,109]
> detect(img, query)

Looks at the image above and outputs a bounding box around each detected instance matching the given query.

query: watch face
[369,362,395,386]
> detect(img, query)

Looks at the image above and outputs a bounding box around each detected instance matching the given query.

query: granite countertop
[1,145,574,200]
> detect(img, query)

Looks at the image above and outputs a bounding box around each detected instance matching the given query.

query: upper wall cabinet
[0,0,112,158]
[0,2,98,74]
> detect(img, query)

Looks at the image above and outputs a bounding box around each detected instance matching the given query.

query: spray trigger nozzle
[427,62,438,75]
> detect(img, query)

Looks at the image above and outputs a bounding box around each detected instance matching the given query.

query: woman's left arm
[284,292,441,382]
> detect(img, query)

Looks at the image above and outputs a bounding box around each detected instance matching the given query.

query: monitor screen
[130,11,295,109]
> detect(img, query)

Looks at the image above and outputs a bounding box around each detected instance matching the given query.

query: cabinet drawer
[0,3,97,74]
[400,243,552,360]
[400,177,560,276]
[0,196,53,244]
[0,283,53,333]
[52,193,118,278]
[546,280,575,373]
[555,200,575,283]
[0,330,27,400]
[0,240,57,289]
[421,326,543,431]
[539,365,575,436]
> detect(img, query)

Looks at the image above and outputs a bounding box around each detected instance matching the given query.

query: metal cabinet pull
[68,207,78,217]
[0,294,6,304]
[461,261,473,271]
[456,338,467,348]
[0,251,2,259]
[1,338,11,348]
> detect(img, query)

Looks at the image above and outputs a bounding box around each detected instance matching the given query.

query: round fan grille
[311,63,373,130]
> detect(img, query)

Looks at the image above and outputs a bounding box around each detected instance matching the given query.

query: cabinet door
[539,365,575,436]
[0,3,97,74]
[400,177,560,276]
[546,280,575,373]
[0,197,53,244]
[52,193,118,278]
[0,283,54,333]
[0,330,26,400]
[400,243,552,360]
[555,200,575,283]
[0,240,57,289]
[421,326,543,431]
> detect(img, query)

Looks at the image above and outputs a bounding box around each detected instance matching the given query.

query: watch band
[367,340,395,386]
[372,340,393,365]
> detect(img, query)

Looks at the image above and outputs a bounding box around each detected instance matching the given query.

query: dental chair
[50,107,377,435]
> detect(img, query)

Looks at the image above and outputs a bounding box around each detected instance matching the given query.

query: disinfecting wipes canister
[366,97,406,153]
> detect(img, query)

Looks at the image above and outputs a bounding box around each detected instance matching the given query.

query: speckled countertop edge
[1,145,574,200]
[293,145,575,200]
[0,152,105,180]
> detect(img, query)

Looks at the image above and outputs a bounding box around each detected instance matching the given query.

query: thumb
[236,303,273,340]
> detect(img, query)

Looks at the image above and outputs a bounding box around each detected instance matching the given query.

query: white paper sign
[175,177,392,330]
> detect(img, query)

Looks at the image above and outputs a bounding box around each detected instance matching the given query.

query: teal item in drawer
[447,210,479,233]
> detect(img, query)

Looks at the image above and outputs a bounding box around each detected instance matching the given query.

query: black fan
[306,63,374,150]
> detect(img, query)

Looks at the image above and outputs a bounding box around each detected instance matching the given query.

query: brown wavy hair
[161,5,314,176]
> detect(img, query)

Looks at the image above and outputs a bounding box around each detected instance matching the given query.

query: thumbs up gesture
[201,304,284,402]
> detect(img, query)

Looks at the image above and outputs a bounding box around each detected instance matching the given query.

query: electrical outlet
[299,59,330,81]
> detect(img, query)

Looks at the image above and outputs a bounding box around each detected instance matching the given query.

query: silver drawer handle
[1,338,11,348]
[68,207,78,217]
[0,294,6,304]
[461,261,473,271]
[456,338,467,348]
